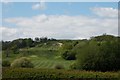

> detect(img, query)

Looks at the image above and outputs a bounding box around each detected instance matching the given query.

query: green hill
[2,34,120,71]
[2,40,76,69]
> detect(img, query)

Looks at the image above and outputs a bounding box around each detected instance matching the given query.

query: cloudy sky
[1,2,118,41]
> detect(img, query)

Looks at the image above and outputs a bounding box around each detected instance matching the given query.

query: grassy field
[2,41,75,69]
[31,58,74,69]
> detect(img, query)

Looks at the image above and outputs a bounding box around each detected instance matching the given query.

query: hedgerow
[2,68,119,80]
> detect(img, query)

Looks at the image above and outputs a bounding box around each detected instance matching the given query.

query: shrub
[2,60,10,67]
[61,50,76,60]
[54,64,64,69]
[62,43,73,50]
[11,57,34,68]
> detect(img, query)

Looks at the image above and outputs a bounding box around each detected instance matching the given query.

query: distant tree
[91,34,115,42]
[2,41,11,50]
[11,39,26,49]
[40,37,48,43]
[25,38,33,54]
[11,45,19,54]
[25,38,33,47]
[50,38,56,41]
[35,37,40,42]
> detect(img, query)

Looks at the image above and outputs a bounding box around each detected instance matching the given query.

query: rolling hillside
[2,40,77,69]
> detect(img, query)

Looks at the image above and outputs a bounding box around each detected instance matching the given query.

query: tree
[61,41,77,60]
[39,37,47,43]
[2,41,11,50]
[91,34,115,42]
[25,38,33,47]
[11,45,19,54]
[35,37,40,42]
[75,37,120,71]
[76,41,99,70]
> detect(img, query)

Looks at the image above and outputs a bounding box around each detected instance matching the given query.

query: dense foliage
[2,38,34,50]
[2,68,119,79]
[74,36,120,71]
[2,37,56,51]
[61,42,78,60]
[2,60,11,67]
[62,50,76,60]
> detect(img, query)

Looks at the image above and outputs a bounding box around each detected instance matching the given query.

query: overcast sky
[1,2,118,41]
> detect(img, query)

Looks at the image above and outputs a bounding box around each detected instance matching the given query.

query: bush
[61,42,77,60]
[54,64,64,69]
[2,60,10,67]
[61,50,76,60]
[11,57,34,68]
[62,43,73,50]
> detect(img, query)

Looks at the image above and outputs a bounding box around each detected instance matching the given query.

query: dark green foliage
[2,38,35,51]
[11,45,19,54]
[2,60,11,67]
[4,49,12,57]
[25,38,34,47]
[54,64,64,69]
[61,42,78,60]
[11,57,34,68]
[2,37,57,52]
[91,34,115,42]
[2,41,11,50]
[34,37,56,43]
[97,39,120,71]
[76,41,100,71]
[62,50,76,60]
[76,37,120,71]
[2,68,119,79]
